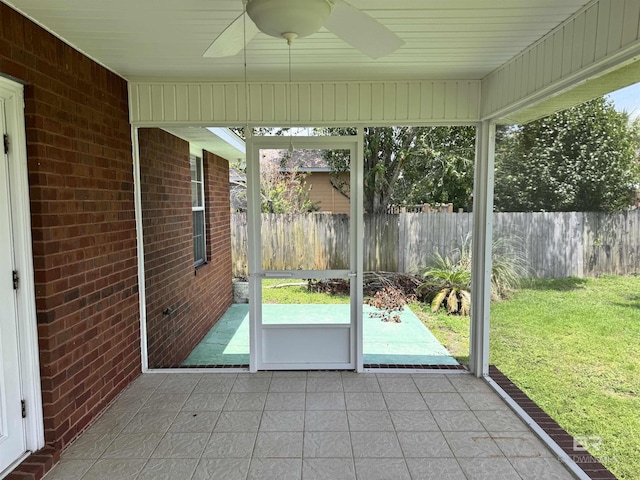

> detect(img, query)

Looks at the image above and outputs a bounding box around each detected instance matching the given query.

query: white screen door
[0,99,27,473]
[247,135,363,370]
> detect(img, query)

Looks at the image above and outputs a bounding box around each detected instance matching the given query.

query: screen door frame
[246,133,364,371]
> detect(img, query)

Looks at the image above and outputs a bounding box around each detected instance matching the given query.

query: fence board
[364,214,399,272]
[231,212,248,276]
[231,211,640,278]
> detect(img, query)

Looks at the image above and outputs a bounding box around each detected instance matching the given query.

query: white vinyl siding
[128,80,481,126]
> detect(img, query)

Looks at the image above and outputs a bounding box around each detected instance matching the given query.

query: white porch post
[245,129,260,373]
[131,126,149,373]
[469,120,495,377]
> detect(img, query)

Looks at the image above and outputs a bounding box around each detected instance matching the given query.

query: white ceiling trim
[128,80,481,127]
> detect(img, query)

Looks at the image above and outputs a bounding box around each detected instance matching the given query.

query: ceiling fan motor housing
[246,0,333,39]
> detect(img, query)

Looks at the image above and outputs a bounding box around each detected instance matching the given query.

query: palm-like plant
[417,253,471,315]
[418,234,529,315]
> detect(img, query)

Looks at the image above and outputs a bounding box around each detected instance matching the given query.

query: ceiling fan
[203,0,404,59]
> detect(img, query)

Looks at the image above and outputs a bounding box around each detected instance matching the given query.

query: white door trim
[0,76,45,458]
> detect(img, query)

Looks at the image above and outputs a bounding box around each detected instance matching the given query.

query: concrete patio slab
[183,304,457,366]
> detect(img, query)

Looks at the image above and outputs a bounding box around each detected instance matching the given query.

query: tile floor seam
[382,381,414,479]
[183,378,235,479]
[131,458,153,480]
[199,387,231,470]
[92,429,120,464]
[249,373,272,477]
[456,456,526,480]
[69,458,99,480]
[438,428,470,480]
[502,454,535,480]
[341,378,356,474]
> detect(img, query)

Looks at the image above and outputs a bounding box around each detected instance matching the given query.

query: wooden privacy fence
[231,211,640,278]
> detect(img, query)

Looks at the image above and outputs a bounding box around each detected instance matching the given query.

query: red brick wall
[139,129,232,368]
[0,3,140,451]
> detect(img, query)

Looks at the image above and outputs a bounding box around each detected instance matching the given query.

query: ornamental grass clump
[418,234,528,315]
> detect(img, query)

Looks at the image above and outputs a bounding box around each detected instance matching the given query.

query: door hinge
[21,400,26,418]
[3,134,8,155]
[12,270,19,290]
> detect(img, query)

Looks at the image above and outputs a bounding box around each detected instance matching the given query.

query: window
[191,155,206,266]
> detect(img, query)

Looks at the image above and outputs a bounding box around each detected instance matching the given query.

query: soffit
[161,126,245,161]
[4,0,589,82]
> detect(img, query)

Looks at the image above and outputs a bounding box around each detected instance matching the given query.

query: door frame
[0,76,45,469]
[246,131,364,372]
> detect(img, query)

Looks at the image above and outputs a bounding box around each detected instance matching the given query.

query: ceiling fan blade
[323,0,404,59]
[203,12,260,58]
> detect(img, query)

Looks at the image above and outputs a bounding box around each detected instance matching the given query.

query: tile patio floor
[43,372,577,480]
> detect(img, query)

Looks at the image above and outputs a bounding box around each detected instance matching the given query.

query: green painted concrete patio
[183,304,458,366]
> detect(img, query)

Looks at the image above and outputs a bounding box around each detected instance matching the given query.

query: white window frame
[191,154,206,267]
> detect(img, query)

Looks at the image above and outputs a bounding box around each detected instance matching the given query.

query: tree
[494,97,640,212]
[230,153,317,213]
[394,126,476,210]
[321,127,476,213]
[258,157,317,213]
[229,128,317,213]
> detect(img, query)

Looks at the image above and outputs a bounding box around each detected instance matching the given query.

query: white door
[247,135,364,370]
[0,99,27,473]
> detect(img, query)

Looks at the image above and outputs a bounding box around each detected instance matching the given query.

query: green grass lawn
[416,276,640,480]
[261,279,349,304]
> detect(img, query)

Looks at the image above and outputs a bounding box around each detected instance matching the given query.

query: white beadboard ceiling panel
[3,0,590,83]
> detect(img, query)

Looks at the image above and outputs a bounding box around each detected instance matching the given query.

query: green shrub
[418,234,529,314]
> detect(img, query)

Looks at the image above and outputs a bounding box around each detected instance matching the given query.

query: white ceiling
[4,0,590,83]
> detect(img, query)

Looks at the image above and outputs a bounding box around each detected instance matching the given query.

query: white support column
[469,120,495,377]
[245,129,260,372]
[131,126,148,372]
[354,127,364,372]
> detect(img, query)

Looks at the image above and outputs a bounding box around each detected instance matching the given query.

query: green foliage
[485,236,529,299]
[319,126,476,213]
[418,252,471,315]
[396,126,476,210]
[260,169,318,213]
[418,234,528,314]
[229,127,318,214]
[495,97,640,212]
